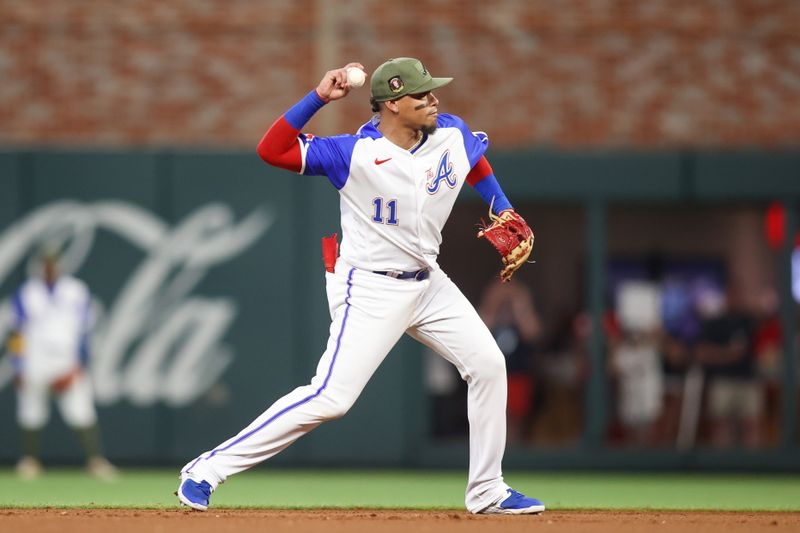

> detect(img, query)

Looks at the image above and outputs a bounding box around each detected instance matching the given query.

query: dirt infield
[2,509,799,533]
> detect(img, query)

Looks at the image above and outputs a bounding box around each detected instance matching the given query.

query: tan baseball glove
[477,207,534,282]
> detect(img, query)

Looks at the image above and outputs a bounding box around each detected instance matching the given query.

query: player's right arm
[8,287,27,386]
[257,63,364,173]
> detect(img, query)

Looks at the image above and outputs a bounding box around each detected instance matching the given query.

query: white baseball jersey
[183,107,517,514]
[13,275,91,381]
[13,275,97,429]
[299,114,488,271]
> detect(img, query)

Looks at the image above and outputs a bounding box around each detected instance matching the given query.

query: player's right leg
[178,266,420,509]
[15,379,50,479]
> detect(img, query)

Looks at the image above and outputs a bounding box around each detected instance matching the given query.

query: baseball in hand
[346,67,366,88]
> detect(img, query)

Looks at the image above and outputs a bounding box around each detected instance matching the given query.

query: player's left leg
[407,269,544,514]
[57,373,118,479]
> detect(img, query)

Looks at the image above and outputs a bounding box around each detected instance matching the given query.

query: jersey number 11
[372,198,398,225]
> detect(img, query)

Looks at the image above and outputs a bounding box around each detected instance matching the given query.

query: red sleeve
[466,156,493,186]
[256,116,303,173]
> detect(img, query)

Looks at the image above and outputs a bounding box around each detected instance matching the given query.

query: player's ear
[384,99,400,114]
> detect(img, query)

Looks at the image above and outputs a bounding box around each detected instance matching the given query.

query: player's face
[399,91,439,133]
[43,259,59,284]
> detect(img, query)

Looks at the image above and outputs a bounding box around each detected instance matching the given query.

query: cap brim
[410,77,453,94]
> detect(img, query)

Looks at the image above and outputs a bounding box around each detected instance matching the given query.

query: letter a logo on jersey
[426,150,458,195]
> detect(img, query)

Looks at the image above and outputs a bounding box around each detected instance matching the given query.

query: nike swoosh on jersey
[374,158,392,165]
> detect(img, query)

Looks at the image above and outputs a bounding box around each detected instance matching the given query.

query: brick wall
[1,0,799,148]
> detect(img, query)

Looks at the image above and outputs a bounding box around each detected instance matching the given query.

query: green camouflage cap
[370,57,453,102]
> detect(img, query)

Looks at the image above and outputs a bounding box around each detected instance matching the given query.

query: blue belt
[373,268,430,281]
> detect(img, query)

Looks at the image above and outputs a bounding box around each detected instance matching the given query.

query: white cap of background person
[617,280,662,333]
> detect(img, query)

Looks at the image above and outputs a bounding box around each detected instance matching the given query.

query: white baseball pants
[182,262,510,512]
[17,372,98,430]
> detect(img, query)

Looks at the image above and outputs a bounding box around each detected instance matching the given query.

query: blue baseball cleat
[478,488,545,515]
[177,476,213,511]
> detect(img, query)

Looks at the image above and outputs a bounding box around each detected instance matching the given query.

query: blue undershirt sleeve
[284,90,327,130]
[473,173,513,213]
[12,288,26,327]
[78,295,91,367]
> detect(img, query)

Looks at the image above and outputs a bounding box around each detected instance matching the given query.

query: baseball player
[9,248,117,480]
[178,58,542,514]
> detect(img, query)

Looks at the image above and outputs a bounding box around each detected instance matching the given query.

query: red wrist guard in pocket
[321,233,338,273]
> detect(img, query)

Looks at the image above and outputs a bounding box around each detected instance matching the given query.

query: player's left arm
[52,287,91,393]
[467,156,513,215]
[453,116,534,281]
[77,291,92,369]
[443,113,513,215]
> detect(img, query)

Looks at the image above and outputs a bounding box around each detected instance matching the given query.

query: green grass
[0,469,799,511]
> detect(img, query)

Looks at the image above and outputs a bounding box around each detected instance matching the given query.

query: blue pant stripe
[185,267,356,474]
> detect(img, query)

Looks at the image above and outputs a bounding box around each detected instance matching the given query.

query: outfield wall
[0,149,797,470]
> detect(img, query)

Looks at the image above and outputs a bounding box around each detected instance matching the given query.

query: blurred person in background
[8,247,117,480]
[479,280,543,444]
[652,278,696,447]
[531,311,589,446]
[752,287,782,445]
[653,334,691,446]
[694,285,764,449]
[608,281,664,446]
